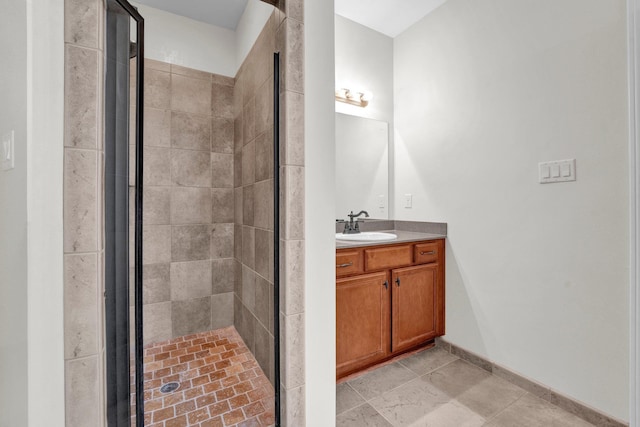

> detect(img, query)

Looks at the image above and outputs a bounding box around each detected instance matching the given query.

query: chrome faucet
[338,210,369,234]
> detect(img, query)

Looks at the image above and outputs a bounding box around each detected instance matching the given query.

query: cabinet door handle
[420,251,436,256]
[337,262,353,268]
[383,281,388,290]
[395,277,400,287]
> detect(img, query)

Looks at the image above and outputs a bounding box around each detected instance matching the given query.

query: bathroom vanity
[336,230,446,379]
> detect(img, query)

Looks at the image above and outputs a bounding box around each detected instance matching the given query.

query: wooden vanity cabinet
[336,239,445,379]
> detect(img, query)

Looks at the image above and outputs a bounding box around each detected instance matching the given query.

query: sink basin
[335,232,398,242]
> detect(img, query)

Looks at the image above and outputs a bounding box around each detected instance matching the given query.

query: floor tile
[137,326,275,426]
[484,393,594,427]
[370,376,483,427]
[425,359,526,419]
[348,362,418,400]
[336,403,393,427]
[337,382,366,415]
[399,346,459,376]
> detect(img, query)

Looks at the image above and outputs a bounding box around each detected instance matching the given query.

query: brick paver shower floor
[139,326,275,426]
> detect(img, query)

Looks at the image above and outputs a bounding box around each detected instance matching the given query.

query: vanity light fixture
[335,88,373,108]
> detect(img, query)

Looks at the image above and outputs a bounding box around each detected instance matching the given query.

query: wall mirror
[335,113,389,220]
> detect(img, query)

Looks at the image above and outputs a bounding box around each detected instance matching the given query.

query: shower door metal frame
[273,51,282,427]
[104,0,144,425]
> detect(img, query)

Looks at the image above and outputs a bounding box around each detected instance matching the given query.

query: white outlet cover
[1,130,15,171]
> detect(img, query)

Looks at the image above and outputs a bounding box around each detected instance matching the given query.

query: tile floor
[336,346,595,427]
[140,326,275,427]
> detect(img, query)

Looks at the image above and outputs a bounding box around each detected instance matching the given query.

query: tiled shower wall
[63,0,106,425]
[233,11,278,387]
[139,60,236,345]
[63,0,306,425]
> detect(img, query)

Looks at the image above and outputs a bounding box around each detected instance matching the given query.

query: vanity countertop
[336,229,446,249]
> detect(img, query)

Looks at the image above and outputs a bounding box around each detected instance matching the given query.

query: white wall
[235,0,273,70]
[305,0,336,424]
[335,16,394,217]
[133,1,274,77]
[394,0,629,420]
[26,0,65,425]
[0,1,65,426]
[132,2,237,76]
[335,15,393,123]
[0,0,29,424]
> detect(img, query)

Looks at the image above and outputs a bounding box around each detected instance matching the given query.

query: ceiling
[133,0,447,37]
[134,0,249,30]
[334,0,448,38]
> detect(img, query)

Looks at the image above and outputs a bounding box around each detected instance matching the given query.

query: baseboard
[436,338,629,427]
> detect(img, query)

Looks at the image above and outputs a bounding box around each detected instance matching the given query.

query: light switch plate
[539,159,576,184]
[404,194,412,208]
[2,130,15,171]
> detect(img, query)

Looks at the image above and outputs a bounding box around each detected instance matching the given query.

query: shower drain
[160,382,180,394]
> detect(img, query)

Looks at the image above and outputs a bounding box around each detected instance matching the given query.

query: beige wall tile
[283,19,304,94]
[280,312,305,389]
[280,240,304,315]
[234,224,243,260]
[170,260,212,300]
[234,115,243,152]
[254,275,272,330]
[284,0,303,23]
[143,186,171,225]
[64,149,98,252]
[211,258,235,294]
[211,153,234,188]
[171,224,210,262]
[144,108,171,148]
[281,166,304,240]
[255,76,274,138]
[234,151,243,188]
[212,188,234,224]
[243,185,255,227]
[255,131,274,182]
[144,147,172,187]
[172,297,212,336]
[211,223,234,259]
[281,384,305,427]
[212,117,234,154]
[143,225,171,265]
[242,226,255,269]
[172,74,212,116]
[234,187,243,225]
[241,265,256,313]
[242,140,256,185]
[212,73,234,87]
[211,292,234,329]
[171,64,210,80]
[170,187,212,224]
[145,69,171,110]
[243,97,256,144]
[171,149,212,188]
[65,356,100,427]
[255,229,273,282]
[254,179,274,230]
[64,254,98,359]
[254,320,274,385]
[65,45,99,148]
[281,91,304,166]
[65,0,101,48]
[145,58,171,73]
[143,263,171,304]
[212,83,235,119]
[143,302,172,345]
[171,111,211,151]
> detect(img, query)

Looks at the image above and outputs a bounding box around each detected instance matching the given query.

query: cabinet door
[392,264,438,353]
[336,271,390,377]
